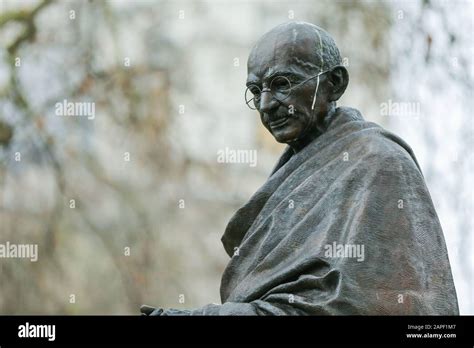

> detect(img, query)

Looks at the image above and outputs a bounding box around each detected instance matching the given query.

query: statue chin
[271,123,305,144]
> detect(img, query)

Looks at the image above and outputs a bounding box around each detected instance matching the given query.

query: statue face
[247,26,331,145]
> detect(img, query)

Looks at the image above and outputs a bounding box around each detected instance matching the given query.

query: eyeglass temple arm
[308,65,343,110]
[311,75,320,110]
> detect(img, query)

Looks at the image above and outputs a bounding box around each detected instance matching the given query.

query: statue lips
[269,117,289,128]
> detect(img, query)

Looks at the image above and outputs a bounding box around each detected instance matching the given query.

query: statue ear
[327,65,349,102]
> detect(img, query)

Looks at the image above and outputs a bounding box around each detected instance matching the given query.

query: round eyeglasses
[244,69,335,110]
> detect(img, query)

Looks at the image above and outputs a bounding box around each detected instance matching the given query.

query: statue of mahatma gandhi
[141,21,459,315]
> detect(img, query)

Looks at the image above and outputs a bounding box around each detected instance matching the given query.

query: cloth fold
[191,107,458,315]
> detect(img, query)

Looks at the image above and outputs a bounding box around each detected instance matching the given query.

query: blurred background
[0,0,472,314]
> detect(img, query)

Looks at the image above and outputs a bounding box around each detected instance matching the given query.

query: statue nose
[259,90,279,113]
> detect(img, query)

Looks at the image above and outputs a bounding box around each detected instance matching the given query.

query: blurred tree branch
[0,0,54,54]
[1,0,62,255]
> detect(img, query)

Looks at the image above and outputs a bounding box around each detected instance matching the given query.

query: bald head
[248,21,342,77]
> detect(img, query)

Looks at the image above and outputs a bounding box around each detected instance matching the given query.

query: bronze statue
[141,21,459,315]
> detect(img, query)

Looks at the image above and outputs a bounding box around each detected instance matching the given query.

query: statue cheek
[297,112,312,126]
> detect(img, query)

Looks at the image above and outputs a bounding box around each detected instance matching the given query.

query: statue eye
[250,86,261,96]
[271,76,291,92]
[245,84,262,109]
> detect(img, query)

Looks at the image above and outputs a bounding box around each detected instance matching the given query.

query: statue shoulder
[355,125,423,176]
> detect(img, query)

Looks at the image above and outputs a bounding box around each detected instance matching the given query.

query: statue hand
[160,308,192,316]
[140,304,164,316]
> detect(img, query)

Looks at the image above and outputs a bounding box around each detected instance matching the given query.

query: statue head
[246,21,349,151]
